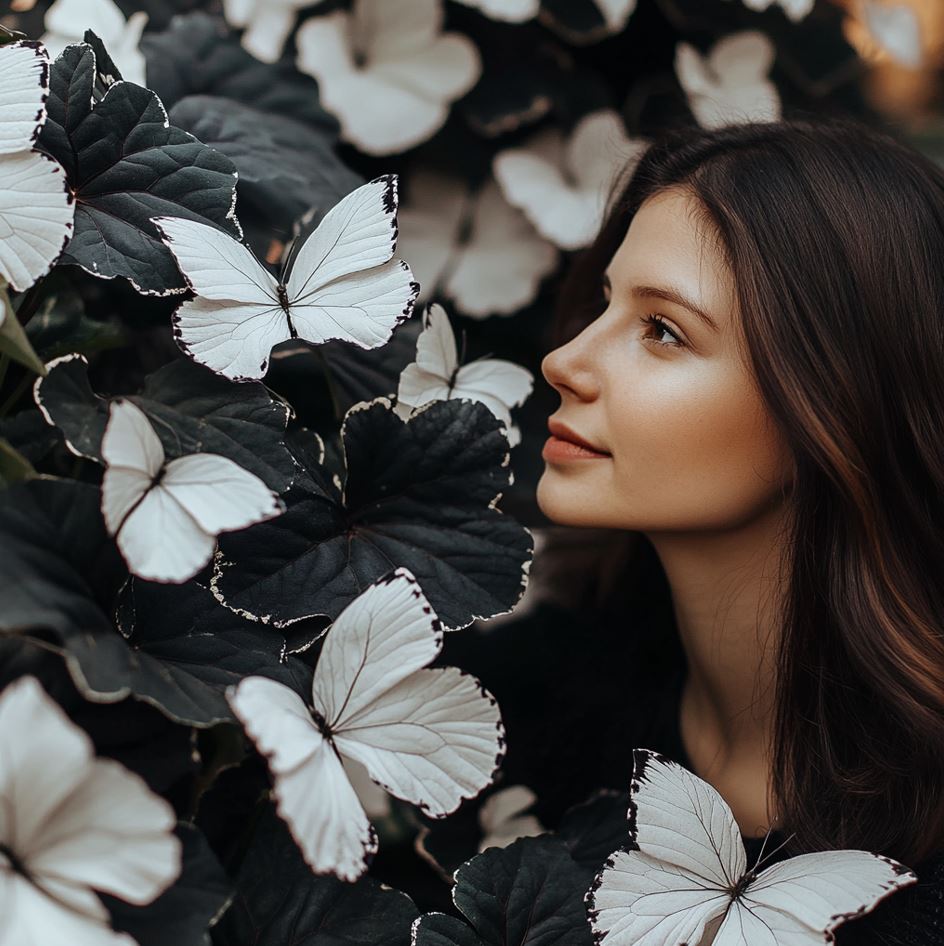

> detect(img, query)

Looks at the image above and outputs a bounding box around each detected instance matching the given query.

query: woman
[446,114,944,943]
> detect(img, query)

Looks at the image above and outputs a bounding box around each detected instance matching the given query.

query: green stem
[13,277,48,327]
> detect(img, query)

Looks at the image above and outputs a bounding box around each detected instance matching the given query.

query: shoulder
[835,849,944,946]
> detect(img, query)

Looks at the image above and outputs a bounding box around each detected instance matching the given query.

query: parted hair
[550,113,944,865]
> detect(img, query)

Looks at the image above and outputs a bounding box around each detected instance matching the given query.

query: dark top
[442,595,944,946]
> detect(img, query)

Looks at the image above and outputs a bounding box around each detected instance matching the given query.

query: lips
[547,419,608,453]
[543,418,610,462]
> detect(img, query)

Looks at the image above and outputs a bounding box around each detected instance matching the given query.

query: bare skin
[538,187,795,837]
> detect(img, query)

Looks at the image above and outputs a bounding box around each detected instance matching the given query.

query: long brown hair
[550,113,944,865]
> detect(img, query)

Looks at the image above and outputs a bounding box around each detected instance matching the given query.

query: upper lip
[547,418,609,455]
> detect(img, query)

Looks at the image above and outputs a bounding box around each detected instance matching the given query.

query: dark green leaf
[38,42,240,295]
[413,836,593,946]
[212,804,418,946]
[214,399,533,630]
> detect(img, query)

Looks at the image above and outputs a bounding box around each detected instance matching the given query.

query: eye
[640,313,685,349]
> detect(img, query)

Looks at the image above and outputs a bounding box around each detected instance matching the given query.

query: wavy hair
[551,114,944,865]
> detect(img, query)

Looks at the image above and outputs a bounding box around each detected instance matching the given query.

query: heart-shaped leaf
[412,836,593,946]
[213,398,533,631]
[34,354,295,491]
[212,804,419,946]
[37,42,240,295]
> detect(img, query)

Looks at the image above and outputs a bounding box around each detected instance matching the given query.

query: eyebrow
[602,271,720,333]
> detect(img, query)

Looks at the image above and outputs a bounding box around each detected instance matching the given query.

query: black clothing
[442,596,944,945]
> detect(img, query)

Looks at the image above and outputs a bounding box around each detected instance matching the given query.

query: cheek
[606,365,791,530]
[537,358,793,531]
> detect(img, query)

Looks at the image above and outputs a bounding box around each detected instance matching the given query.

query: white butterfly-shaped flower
[228,568,505,882]
[493,109,646,251]
[675,31,781,130]
[0,41,75,293]
[0,675,181,946]
[295,0,481,156]
[587,749,917,946]
[153,175,418,382]
[478,784,545,852]
[395,303,533,446]
[397,169,557,318]
[222,0,325,64]
[41,0,148,86]
[730,0,814,22]
[101,398,283,583]
[862,0,922,68]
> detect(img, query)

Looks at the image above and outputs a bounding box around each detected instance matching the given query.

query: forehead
[608,188,736,325]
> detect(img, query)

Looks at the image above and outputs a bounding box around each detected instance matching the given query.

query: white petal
[444,178,557,317]
[113,484,216,582]
[589,849,732,946]
[28,758,179,906]
[0,150,75,292]
[356,0,443,61]
[594,0,637,32]
[172,296,292,382]
[152,216,279,305]
[289,258,417,349]
[44,0,127,49]
[101,400,164,478]
[0,678,93,855]
[239,6,295,64]
[724,850,918,944]
[295,11,356,83]
[0,870,135,946]
[371,33,481,102]
[160,453,282,535]
[313,569,443,730]
[286,176,399,302]
[449,0,539,22]
[228,676,377,881]
[453,358,533,425]
[478,784,537,833]
[222,0,255,28]
[395,169,469,304]
[675,32,781,130]
[0,42,50,154]
[342,756,392,819]
[333,665,503,817]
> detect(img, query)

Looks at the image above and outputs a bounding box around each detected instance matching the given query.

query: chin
[536,470,608,527]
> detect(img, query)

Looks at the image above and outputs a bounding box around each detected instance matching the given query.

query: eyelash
[639,313,685,348]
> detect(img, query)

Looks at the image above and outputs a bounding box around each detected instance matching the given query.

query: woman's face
[538,187,794,532]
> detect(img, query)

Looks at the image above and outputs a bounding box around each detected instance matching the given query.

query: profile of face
[538,187,794,533]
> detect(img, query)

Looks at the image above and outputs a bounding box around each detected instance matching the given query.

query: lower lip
[542,435,611,462]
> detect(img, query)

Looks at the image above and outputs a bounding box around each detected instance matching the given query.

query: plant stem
[0,374,33,417]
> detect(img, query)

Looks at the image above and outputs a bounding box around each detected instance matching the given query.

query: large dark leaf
[0,478,120,638]
[0,478,305,726]
[412,836,593,946]
[142,12,337,131]
[34,354,295,491]
[168,95,362,228]
[106,823,233,946]
[214,399,533,631]
[212,804,418,946]
[37,42,240,295]
[556,790,631,876]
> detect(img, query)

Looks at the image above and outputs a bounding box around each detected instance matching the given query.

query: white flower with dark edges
[587,749,917,946]
[295,0,481,155]
[0,40,75,293]
[493,109,645,251]
[40,0,147,86]
[675,31,781,130]
[0,676,181,946]
[450,0,539,23]
[397,169,557,318]
[222,0,325,65]
[228,568,505,882]
[395,303,533,446]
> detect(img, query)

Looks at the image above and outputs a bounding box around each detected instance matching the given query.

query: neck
[645,500,791,830]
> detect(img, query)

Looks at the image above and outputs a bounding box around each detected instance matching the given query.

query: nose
[541,323,602,403]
